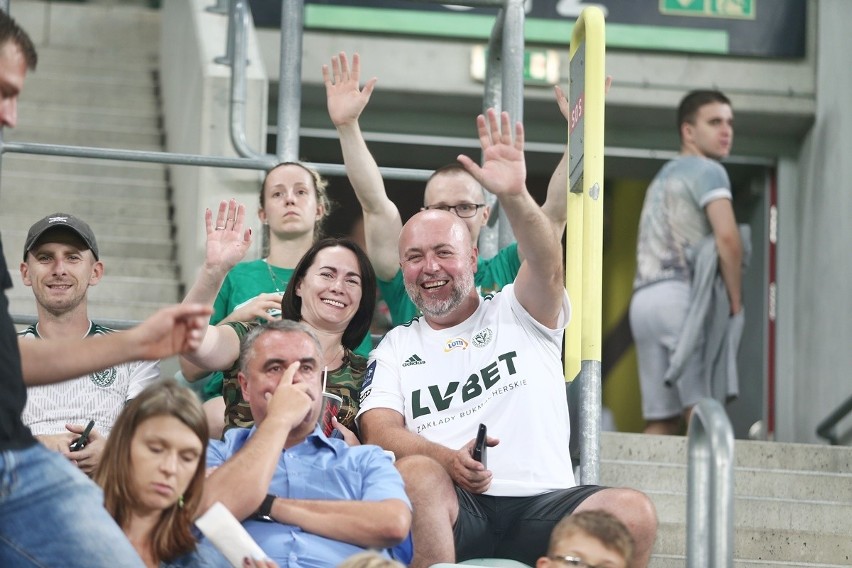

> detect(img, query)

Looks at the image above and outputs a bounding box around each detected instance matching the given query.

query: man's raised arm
[324,51,402,281]
[457,110,565,328]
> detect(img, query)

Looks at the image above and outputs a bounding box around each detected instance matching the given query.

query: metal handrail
[687,398,735,568]
[816,392,852,445]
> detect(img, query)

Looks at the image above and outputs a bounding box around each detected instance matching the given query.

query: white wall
[784,0,852,443]
[160,0,268,288]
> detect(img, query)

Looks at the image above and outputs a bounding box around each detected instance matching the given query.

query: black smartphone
[472,423,487,468]
[69,420,95,452]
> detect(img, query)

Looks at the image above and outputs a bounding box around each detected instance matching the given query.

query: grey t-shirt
[633,155,732,290]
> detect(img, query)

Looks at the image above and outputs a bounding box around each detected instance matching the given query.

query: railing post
[567,6,606,485]
[213,0,235,66]
[496,0,524,250]
[228,0,271,164]
[277,0,304,163]
[687,398,735,568]
[206,0,229,14]
[477,7,505,260]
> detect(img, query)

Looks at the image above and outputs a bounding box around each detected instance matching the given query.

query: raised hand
[554,84,571,123]
[553,76,611,123]
[205,199,252,273]
[457,108,526,198]
[323,52,377,128]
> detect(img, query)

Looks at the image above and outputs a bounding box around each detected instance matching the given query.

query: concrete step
[29,51,156,82]
[601,459,852,502]
[1,215,172,243]
[32,7,160,53]
[17,102,160,131]
[13,77,159,112]
[601,432,852,564]
[645,490,852,536]
[0,191,171,220]
[602,431,852,473]
[0,171,168,201]
[1,154,167,182]
[651,522,852,566]
[22,73,158,101]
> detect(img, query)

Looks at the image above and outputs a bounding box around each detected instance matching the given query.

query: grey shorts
[452,485,604,565]
[630,280,708,420]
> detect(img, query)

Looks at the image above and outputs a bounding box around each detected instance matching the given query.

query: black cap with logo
[23,213,99,260]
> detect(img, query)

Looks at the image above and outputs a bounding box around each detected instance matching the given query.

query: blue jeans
[0,444,144,567]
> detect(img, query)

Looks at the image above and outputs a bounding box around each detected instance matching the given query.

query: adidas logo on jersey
[402,354,426,367]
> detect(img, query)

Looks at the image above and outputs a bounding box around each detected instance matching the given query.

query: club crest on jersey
[444,337,469,352]
[90,367,117,388]
[472,327,493,348]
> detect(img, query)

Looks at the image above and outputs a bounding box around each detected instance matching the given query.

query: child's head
[536,510,634,568]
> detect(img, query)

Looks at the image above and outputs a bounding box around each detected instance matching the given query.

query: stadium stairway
[0,3,180,324]
[601,431,852,567]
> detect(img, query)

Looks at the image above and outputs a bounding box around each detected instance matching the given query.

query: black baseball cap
[23,213,99,260]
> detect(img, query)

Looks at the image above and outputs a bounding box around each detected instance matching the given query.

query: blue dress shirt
[206,426,411,568]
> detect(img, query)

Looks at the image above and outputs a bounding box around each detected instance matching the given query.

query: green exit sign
[660,0,756,19]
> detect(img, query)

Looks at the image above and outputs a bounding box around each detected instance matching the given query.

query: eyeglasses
[423,203,486,218]
[548,555,606,568]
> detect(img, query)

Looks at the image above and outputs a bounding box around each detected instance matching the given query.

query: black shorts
[452,485,605,566]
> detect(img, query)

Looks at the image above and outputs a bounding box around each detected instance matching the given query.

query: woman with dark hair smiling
[182,162,372,438]
[181,200,375,440]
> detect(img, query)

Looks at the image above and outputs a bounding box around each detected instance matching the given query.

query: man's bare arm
[457,110,565,328]
[20,303,212,386]
[537,86,575,242]
[706,199,743,314]
[324,52,402,280]
[180,324,241,375]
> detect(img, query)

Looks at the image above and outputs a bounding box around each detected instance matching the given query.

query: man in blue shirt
[202,320,411,567]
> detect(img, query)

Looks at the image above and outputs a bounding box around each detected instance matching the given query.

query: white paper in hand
[195,501,268,568]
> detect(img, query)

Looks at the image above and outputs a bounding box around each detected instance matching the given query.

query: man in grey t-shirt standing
[630,90,743,435]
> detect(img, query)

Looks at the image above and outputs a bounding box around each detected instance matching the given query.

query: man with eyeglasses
[325,52,569,327]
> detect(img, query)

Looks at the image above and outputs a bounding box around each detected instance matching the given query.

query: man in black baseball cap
[19,212,159,477]
[0,11,212,566]
[23,213,99,261]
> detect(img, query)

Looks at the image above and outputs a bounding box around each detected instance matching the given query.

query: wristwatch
[253,493,276,522]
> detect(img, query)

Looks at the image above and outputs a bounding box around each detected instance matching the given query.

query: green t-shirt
[378,242,522,325]
[201,259,372,401]
[221,321,367,436]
